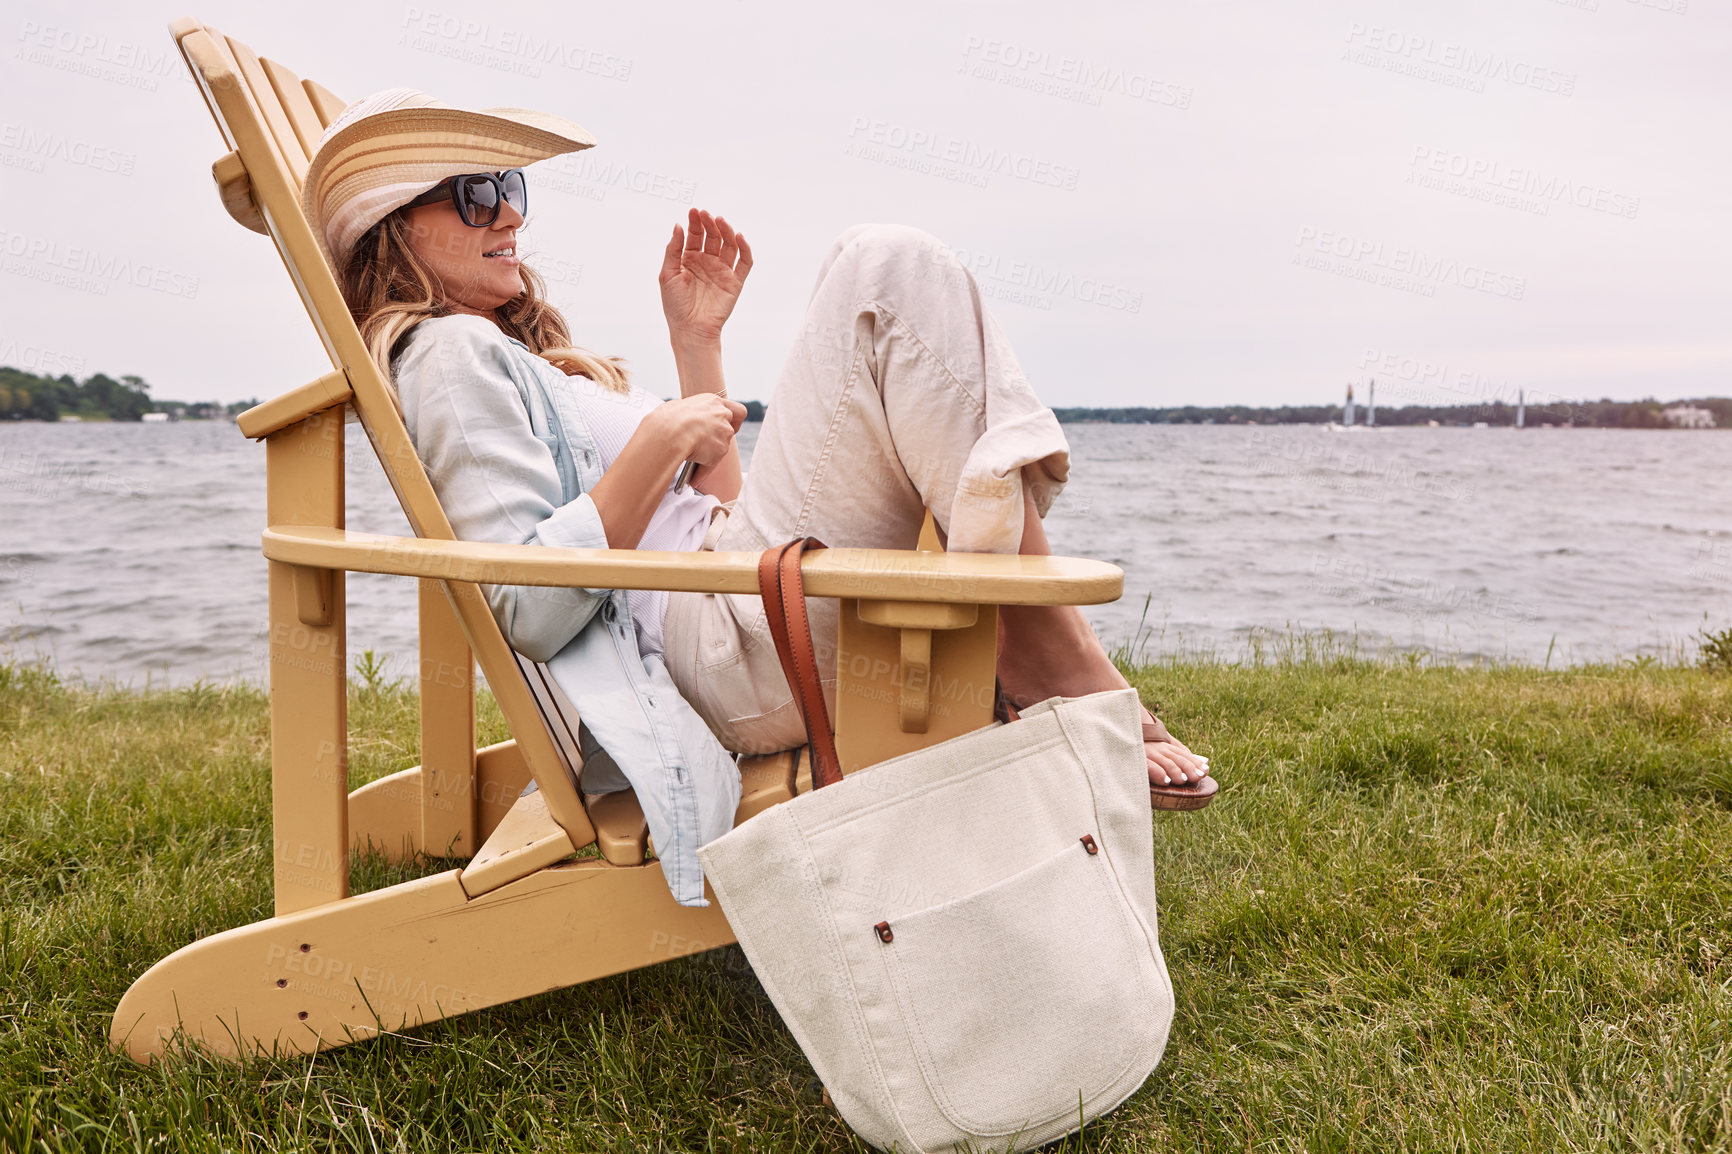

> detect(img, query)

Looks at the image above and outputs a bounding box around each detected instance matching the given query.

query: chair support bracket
[292,565,334,626]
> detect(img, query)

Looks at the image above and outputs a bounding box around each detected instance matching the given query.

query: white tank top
[565,374,719,657]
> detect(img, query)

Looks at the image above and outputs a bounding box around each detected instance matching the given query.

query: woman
[304,90,1213,906]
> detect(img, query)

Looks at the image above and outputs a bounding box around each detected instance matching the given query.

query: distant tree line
[0,365,254,422]
[1,366,153,421]
[3,362,760,425]
[5,361,1720,431]
[1051,397,1732,429]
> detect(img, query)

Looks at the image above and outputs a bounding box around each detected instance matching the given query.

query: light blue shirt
[394,314,741,907]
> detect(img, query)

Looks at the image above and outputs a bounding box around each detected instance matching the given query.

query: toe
[1145,751,1173,786]
[1147,747,1189,785]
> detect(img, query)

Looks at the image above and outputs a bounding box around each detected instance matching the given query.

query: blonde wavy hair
[340,209,629,396]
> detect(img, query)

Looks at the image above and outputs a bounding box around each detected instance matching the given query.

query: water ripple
[2,421,1728,684]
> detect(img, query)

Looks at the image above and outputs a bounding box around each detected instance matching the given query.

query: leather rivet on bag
[874,920,893,943]
[1081,834,1099,855]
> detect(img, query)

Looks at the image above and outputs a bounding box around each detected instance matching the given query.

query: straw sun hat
[301,87,596,268]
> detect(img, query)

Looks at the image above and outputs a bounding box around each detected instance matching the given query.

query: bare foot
[1140,705,1210,787]
[995,484,1211,794]
[994,613,1211,790]
[995,633,1210,789]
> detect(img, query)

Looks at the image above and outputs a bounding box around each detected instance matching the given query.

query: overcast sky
[2,0,1727,410]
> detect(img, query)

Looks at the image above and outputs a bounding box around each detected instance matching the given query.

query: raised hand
[659,207,753,352]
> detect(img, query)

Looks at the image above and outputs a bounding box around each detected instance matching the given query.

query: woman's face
[402,186,525,316]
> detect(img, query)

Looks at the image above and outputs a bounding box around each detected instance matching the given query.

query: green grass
[2,651,1730,1153]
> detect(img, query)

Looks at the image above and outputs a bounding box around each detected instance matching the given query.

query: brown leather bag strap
[756,541,803,727]
[757,537,844,789]
[756,541,809,745]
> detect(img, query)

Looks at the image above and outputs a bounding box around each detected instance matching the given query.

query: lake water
[2,420,1728,686]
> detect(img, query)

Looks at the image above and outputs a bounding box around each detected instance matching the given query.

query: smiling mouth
[483,245,516,259]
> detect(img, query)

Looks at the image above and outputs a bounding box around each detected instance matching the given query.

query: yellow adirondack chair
[111,17,1124,1063]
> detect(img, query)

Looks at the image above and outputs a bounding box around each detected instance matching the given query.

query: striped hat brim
[301,91,595,268]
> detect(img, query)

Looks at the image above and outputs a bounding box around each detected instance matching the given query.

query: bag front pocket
[874,836,1163,1139]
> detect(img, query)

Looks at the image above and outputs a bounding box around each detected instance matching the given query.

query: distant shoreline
[1047,398,1727,429]
[4,361,1724,430]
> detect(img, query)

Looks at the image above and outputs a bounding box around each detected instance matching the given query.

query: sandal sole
[1150,774,1218,811]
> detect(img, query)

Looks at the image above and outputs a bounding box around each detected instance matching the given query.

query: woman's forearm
[673,339,742,503]
[587,423,685,549]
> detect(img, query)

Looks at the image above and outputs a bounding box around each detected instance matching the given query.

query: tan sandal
[1000,683,1216,811]
[1143,717,1217,811]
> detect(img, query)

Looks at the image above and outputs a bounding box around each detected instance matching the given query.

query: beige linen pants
[664,223,1066,755]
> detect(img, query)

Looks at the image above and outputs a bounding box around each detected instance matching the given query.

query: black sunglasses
[403,169,528,227]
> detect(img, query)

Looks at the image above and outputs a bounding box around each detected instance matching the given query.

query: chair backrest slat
[223,34,308,181]
[302,79,347,128]
[198,25,250,111]
[171,19,596,850]
[260,56,326,158]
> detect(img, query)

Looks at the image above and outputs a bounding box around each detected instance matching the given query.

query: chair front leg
[266,409,349,914]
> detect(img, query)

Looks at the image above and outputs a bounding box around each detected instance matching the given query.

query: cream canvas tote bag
[696,540,1175,1153]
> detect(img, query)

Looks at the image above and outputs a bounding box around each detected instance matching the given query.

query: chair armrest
[262,526,1123,606]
